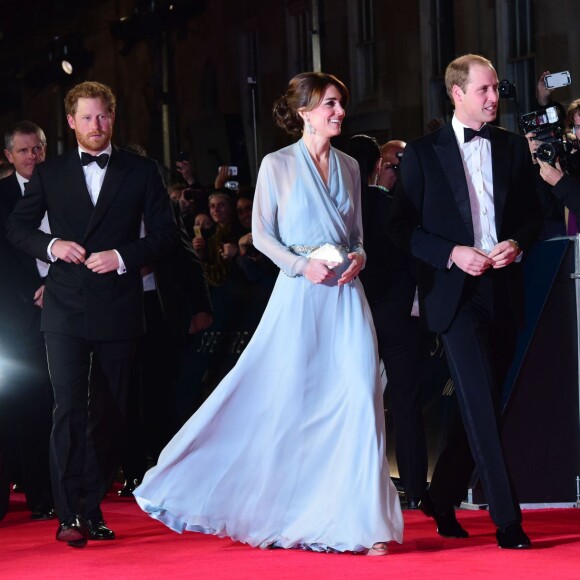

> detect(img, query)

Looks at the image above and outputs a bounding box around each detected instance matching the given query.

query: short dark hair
[346,134,380,186]
[4,120,46,151]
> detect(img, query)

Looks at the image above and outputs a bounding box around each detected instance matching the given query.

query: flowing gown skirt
[135,269,403,552]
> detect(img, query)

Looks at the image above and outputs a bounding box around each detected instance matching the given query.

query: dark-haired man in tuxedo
[388,54,542,549]
[0,121,55,522]
[7,82,177,547]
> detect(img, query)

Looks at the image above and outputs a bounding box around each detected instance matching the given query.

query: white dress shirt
[80,144,112,206]
[451,115,497,253]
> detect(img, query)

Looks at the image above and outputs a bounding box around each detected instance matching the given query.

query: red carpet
[1,488,579,579]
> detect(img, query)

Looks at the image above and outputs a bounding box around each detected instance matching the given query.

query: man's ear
[451,84,463,104]
[4,148,13,164]
[66,115,75,130]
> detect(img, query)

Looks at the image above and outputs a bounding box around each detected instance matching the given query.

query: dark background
[0,0,578,186]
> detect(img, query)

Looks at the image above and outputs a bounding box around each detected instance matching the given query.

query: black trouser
[0,330,54,512]
[370,299,429,500]
[429,274,521,528]
[44,332,135,522]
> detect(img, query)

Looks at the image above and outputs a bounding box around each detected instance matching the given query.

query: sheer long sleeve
[252,153,308,277]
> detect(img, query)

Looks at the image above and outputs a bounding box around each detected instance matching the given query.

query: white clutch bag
[308,243,344,267]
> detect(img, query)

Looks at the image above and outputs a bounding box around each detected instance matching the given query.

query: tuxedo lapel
[5,173,22,209]
[63,150,94,216]
[83,147,130,241]
[490,127,510,238]
[0,173,22,220]
[433,124,474,240]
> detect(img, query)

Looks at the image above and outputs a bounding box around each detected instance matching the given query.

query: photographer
[527,99,580,236]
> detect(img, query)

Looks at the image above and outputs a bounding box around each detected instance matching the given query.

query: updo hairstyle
[272,72,349,137]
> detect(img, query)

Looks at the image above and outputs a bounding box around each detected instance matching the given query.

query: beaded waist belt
[289,243,348,258]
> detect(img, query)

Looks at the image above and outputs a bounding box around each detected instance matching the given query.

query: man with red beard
[7,82,177,547]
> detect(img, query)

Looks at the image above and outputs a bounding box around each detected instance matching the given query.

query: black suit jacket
[388,123,542,333]
[358,183,417,309]
[0,173,45,338]
[7,147,178,341]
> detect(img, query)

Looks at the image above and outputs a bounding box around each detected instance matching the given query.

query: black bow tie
[81,152,110,169]
[464,125,490,142]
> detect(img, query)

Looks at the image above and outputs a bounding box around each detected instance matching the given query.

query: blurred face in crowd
[573,112,580,141]
[170,186,193,213]
[194,213,213,231]
[67,97,115,153]
[452,63,499,130]
[236,197,253,229]
[5,132,46,180]
[169,186,184,202]
[209,193,233,226]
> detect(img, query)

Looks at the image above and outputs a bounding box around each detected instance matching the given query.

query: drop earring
[305,116,316,135]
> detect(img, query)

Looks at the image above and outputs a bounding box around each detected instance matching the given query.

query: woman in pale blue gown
[134,72,403,555]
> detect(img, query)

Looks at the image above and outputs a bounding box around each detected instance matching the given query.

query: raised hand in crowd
[537,71,553,106]
[176,159,195,185]
[214,165,230,190]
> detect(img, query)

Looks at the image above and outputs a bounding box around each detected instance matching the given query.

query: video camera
[519,105,572,167]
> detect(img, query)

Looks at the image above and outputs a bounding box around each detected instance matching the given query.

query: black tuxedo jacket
[7,147,178,341]
[388,123,542,333]
[0,173,45,338]
[358,183,417,309]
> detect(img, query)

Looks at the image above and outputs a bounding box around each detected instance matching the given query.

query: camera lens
[536,142,557,163]
[498,79,515,99]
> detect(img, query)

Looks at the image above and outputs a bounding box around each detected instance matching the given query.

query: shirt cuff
[114,250,127,275]
[506,239,523,263]
[47,238,59,262]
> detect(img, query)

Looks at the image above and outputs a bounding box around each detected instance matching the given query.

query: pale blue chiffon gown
[134,139,404,552]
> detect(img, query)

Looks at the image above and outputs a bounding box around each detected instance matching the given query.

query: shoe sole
[57,528,85,542]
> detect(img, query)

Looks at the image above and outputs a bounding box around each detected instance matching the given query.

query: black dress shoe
[496,523,531,549]
[31,507,57,521]
[419,492,469,538]
[118,478,140,498]
[88,519,116,540]
[406,497,421,510]
[56,514,88,548]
